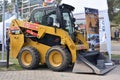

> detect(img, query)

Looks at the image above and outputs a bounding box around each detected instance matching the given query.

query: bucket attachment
[72,51,116,74]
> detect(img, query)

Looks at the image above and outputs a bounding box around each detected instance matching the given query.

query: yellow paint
[37,28,45,38]
[21,51,32,66]
[55,29,76,63]
[24,38,51,64]
[76,32,89,50]
[10,34,24,58]
[49,51,62,67]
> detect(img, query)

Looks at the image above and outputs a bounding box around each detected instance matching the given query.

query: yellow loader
[8,4,115,74]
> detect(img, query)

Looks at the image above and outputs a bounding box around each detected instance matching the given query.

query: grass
[111,54,120,59]
[104,53,120,59]
[0,52,23,71]
[0,58,23,71]
[9,59,23,70]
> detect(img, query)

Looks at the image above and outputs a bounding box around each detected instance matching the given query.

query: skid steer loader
[8,4,115,74]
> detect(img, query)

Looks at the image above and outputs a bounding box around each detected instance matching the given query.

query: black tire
[46,46,71,71]
[18,46,40,69]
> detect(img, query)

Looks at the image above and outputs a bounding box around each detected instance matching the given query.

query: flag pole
[1,0,5,60]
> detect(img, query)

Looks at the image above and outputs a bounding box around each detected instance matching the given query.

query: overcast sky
[61,0,108,13]
[1,0,11,3]
[4,0,108,13]
[8,0,11,3]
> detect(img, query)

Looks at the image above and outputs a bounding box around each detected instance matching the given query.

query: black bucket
[72,51,116,74]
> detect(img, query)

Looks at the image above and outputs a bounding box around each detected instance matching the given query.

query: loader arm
[76,31,89,50]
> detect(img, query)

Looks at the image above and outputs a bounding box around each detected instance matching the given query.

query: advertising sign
[85,8,99,51]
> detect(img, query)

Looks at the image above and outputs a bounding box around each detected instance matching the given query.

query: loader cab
[59,4,75,35]
[29,4,75,35]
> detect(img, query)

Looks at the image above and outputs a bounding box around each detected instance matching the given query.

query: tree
[56,0,61,4]
[108,0,120,23]
[113,11,120,24]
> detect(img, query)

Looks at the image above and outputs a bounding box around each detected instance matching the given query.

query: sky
[4,0,108,12]
[0,0,11,3]
[61,0,108,13]
[8,0,11,3]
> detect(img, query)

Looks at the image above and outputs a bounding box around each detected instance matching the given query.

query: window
[33,10,44,24]
[62,12,73,34]
[45,9,59,27]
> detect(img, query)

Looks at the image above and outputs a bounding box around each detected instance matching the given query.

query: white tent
[61,0,111,60]
[0,15,16,44]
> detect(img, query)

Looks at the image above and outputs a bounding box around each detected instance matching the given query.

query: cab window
[33,10,44,24]
[43,9,59,27]
[62,12,73,34]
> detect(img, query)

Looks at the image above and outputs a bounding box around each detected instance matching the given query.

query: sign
[85,8,99,51]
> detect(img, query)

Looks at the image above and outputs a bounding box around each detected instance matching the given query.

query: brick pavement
[0,65,120,80]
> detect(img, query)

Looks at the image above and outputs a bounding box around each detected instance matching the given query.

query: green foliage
[113,11,120,24]
[56,0,61,4]
[108,0,120,24]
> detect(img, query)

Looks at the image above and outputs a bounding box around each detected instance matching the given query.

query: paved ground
[0,65,119,80]
[0,40,120,80]
[111,41,120,55]
[99,41,120,55]
[112,41,120,51]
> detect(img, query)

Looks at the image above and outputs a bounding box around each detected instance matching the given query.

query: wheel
[46,46,71,71]
[18,46,40,69]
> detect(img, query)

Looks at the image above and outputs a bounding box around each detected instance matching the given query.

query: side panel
[24,38,51,64]
[10,34,24,58]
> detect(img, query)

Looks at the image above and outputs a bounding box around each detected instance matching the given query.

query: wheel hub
[49,51,62,67]
[21,51,32,66]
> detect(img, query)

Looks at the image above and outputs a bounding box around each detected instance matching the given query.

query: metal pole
[16,0,18,19]
[2,0,5,60]
[22,0,23,18]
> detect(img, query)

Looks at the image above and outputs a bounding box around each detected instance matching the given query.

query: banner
[85,8,99,51]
